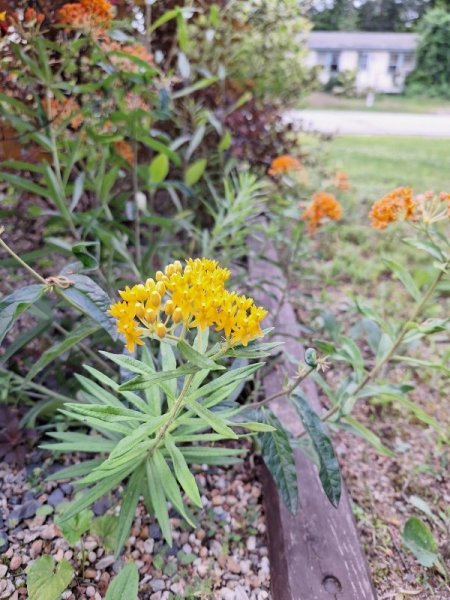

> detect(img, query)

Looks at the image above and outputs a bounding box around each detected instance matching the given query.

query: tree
[406,8,450,97]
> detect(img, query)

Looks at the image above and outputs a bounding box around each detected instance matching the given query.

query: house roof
[308,31,418,52]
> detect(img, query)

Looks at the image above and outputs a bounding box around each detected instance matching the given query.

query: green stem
[1,368,74,404]
[149,373,195,456]
[246,365,315,410]
[298,258,449,436]
[132,138,142,271]
[0,234,48,285]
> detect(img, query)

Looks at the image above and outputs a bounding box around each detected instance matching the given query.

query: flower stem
[246,365,315,410]
[297,258,449,437]
[0,233,48,285]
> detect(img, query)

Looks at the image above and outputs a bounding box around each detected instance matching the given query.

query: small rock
[96,555,115,570]
[10,555,22,570]
[143,539,154,554]
[8,501,40,527]
[150,593,162,600]
[30,539,43,558]
[84,569,97,579]
[54,549,64,562]
[210,540,222,558]
[0,565,7,578]
[240,559,251,575]
[41,524,59,540]
[84,539,97,551]
[112,559,124,574]
[150,579,165,592]
[60,483,73,495]
[235,585,249,600]
[86,586,96,597]
[87,551,97,563]
[92,497,110,517]
[61,592,72,600]
[170,582,184,595]
[197,563,208,577]
[149,524,162,540]
[47,488,65,508]
[0,531,8,553]
[227,557,241,574]
[0,580,14,599]
[182,543,192,554]
[212,495,224,506]
[246,536,256,552]
[220,588,235,600]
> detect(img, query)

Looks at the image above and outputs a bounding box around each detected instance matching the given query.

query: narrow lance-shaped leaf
[164,434,202,508]
[114,467,144,557]
[177,339,224,370]
[145,458,172,546]
[292,392,341,508]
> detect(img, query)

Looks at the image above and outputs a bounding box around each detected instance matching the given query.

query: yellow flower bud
[164,300,175,315]
[156,323,167,338]
[172,307,183,323]
[173,260,182,273]
[144,308,157,323]
[165,264,175,277]
[156,281,166,296]
[145,278,155,290]
[155,271,164,281]
[135,302,145,318]
[150,291,161,308]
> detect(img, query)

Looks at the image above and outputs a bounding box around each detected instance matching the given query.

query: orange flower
[57,0,113,29]
[24,8,45,24]
[333,170,351,191]
[101,39,154,72]
[302,191,343,234]
[46,97,83,129]
[369,187,415,229]
[268,155,302,176]
[114,140,134,165]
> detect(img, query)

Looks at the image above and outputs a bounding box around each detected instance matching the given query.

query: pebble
[7,500,40,526]
[0,565,6,577]
[143,539,154,554]
[96,555,115,570]
[85,569,97,579]
[150,579,166,592]
[10,555,22,570]
[87,551,97,563]
[47,488,65,507]
[0,531,8,553]
[227,557,241,574]
[0,581,15,599]
[86,586,96,597]
[246,536,257,551]
[30,539,43,558]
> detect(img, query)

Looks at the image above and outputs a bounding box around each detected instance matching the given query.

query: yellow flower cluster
[109,259,267,352]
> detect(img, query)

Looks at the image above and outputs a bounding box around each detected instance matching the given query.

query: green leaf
[114,468,143,557]
[0,284,46,344]
[105,563,139,600]
[57,508,93,546]
[171,76,218,99]
[164,434,202,508]
[177,339,224,371]
[27,321,99,381]
[26,556,74,600]
[46,459,104,481]
[259,411,298,514]
[72,241,99,269]
[149,154,169,184]
[91,515,119,552]
[382,258,421,302]
[184,159,207,186]
[403,238,445,262]
[292,393,341,508]
[59,275,116,339]
[145,459,172,545]
[185,399,238,439]
[402,517,439,567]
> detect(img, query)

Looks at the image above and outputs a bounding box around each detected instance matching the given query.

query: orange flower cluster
[369,187,415,229]
[333,171,351,191]
[57,0,113,29]
[101,39,155,72]
[268,155,302,177]
[302,191,343,234]
[24,8,45,24]
[46,97,83,129]
[114,140,134,165]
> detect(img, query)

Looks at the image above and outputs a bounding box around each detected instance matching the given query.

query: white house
[307,31,418,94]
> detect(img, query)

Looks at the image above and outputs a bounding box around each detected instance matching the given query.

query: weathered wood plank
[249,235,376,600]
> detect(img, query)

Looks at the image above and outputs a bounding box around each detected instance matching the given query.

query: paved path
[285,109,450,137]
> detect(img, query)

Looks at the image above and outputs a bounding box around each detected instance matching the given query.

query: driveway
[284,109,450,137]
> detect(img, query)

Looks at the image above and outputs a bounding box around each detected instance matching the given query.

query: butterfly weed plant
[42,258,277,555]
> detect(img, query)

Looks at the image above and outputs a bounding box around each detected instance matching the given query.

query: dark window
[330,51,340,73]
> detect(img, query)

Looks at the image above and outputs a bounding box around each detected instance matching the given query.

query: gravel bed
[0,452,270,600]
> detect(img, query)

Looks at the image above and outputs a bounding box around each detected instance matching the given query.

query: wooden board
[249,235,376,600]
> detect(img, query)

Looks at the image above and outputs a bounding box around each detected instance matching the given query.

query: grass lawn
[304,135,450,289]
[304,92,450,114]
